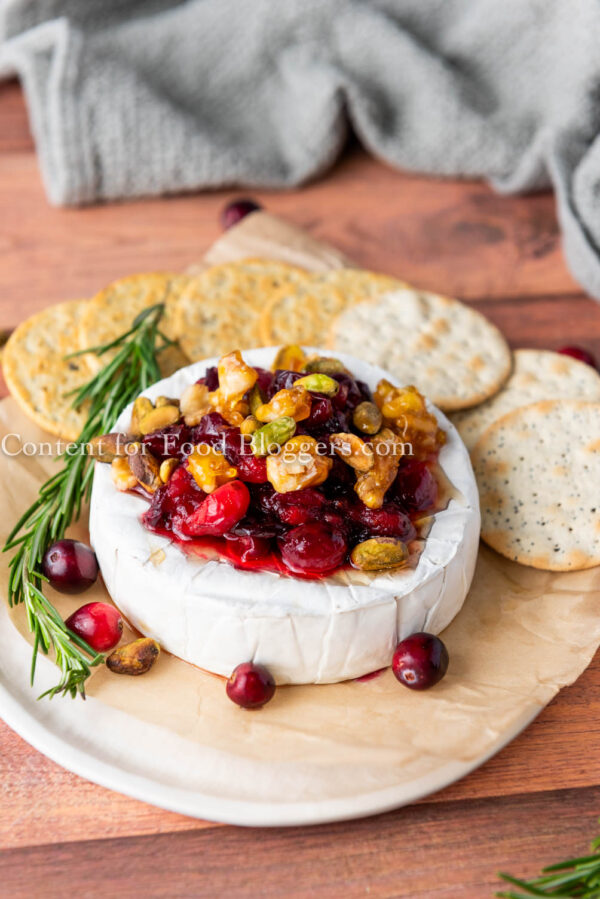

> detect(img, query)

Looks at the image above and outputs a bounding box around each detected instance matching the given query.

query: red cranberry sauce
[139,368,443,579]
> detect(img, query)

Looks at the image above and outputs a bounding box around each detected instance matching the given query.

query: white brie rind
[90,348,480,684]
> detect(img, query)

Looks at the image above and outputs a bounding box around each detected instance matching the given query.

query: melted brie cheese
[90,349,480,684]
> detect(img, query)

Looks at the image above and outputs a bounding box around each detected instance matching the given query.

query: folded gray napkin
[2,0,600,299]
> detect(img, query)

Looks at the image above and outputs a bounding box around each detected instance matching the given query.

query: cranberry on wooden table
[65,602,123,652]
[226,662,276,709]
[558,345,597,368]
[392,633,449,691]
[42,539,99,594]
[220,197,261,231]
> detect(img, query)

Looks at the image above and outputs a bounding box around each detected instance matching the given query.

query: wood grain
[1,787,599,899]
[1,81,600,898]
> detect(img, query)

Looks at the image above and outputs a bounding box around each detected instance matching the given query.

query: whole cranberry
[181,480,250,537]
[65,602,123,652]
[142,423,192,460]
[392,633,449,691]
[254,367,274,395]
[220,198,262,231]
[269,369,303,396]
[226,662,275,709]
[352,502,416,541]
[279,523,348,576]
[304,394,333,428]
[394,461,438,513]
[558,345,597,368]
[203,366,220,391]
[42,539,99,594]
[267,488,327,526]
[331,373,364,410]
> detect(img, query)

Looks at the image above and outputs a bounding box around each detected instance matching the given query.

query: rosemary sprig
[3,303,171,699]
[497,825,600,898]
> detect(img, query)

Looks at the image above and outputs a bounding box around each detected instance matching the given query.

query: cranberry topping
[263,487,327,526]
[392,633,449,690]
[350,502,417,542]
[143,465,205,537]
[304,394,333,428]
[142,422,192,460]
[268,369,303,397]
[226,661,275,709]
[220,198,261,231]
[394,460,438,512]
[254,367,274,396]
[224,534,272,564]
[279,523,348,576]
[180,480,250,538]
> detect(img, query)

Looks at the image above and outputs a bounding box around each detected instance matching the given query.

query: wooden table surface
[1,79,599,898]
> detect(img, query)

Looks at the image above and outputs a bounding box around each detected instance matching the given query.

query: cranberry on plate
[226,662,276,709]
[42,539,99,594]
[65,602,123,652]
[558,345,597,368]
[220,198,261,231]
[392,633,449,691]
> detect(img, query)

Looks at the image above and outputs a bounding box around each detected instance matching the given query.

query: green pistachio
[352,401,383,436]
[350,537,409,571]
[250,416,297,456]
[294,373,340,396]
[303,357,347,376]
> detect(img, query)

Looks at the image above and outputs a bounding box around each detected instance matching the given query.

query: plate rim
[0,670,541,827]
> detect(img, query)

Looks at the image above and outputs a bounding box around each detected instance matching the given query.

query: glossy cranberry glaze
[137,365,443,579]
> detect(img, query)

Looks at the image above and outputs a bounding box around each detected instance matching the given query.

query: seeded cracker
[171,260,309,360]
[260,268,405,347]
[472,400,600,571]
[329,288,511,411]
[451,349,600,451]
[2,299,94,440]
[80,272,191,375]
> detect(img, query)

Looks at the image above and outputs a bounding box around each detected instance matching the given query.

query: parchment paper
[1,215,599,810]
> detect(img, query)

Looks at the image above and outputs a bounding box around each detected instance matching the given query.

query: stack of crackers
[3,257,600,573]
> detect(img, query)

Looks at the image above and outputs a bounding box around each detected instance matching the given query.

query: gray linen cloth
[2,0,600,298]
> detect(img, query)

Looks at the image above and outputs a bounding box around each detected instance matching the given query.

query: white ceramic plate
[0,605,539,826]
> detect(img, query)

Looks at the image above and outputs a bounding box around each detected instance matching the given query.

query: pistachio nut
[106,637,160,676]
[350,537,409,571]
[352,401,383,436]
[251,416,297,456]
[294,373,340,397]
[88,432,130,463]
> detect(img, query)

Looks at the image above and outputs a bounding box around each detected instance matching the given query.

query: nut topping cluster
[93,347,445,576]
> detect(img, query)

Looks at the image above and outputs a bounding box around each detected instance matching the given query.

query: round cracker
[172,260,309,361]
[2,299,94,440]
[451,349,600,450]
[472,400,600,571]
[329,288,511,411]
[80,272,192,374]
[259,268,404,346]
